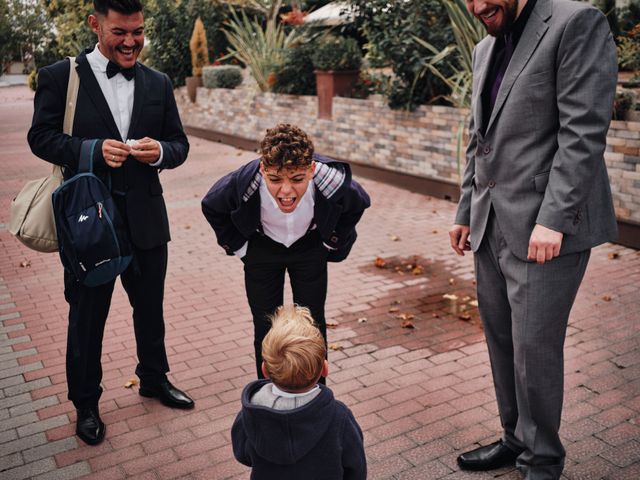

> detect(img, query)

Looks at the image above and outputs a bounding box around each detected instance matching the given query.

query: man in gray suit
[448,0,618,477]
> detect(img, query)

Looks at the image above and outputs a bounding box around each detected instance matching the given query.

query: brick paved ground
[1,85,638,479]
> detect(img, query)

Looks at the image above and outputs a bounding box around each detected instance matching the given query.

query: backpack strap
[78,139,98,173]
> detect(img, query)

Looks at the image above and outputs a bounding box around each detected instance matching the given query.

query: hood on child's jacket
[236,380,336,465]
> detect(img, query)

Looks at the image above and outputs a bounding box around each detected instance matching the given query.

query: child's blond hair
[262,305,326,392]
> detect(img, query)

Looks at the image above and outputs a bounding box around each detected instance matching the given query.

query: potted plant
[614,88,636,121]
[311,35,363,118]
[186,17,209,103]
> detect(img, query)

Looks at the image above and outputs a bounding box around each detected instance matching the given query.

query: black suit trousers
[243,231,328,379]
[64,242,170,409]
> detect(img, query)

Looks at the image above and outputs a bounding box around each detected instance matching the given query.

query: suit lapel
[485,0,551,134]
[75,52,122,141]
[127,63,145,140]
[473,37,496,136]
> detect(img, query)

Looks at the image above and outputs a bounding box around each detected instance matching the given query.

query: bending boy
[202,124,370,376]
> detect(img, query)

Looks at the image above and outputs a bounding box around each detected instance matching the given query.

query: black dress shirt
[481,0,538,132]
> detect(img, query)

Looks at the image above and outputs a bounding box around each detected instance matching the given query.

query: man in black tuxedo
[28,0,193,446]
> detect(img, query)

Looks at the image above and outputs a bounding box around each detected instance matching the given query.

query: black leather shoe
[139,380,194,409]
[76,407,106,445]
[457,440,523,471]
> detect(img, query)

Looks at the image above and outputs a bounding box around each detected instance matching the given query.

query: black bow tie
[106,61,135,81]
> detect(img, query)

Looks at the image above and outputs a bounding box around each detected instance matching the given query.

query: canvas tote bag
[9,57,79,252]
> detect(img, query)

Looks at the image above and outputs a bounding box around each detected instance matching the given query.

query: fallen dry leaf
[388,307,400,313]
[357,317,367,323]
[412,265,425,275]
[401,320,415,329]
[469,300,479,307]
[374,257,387,268]
[19,260,31,268]
[391,300,401,305]
[448,278,455,285]
[459,313,472,321]
[390,235,400,241]
[326,319,339,328]
[432,313,440,318]
[443,294,459,301]
[608,252,619,260]
[602,295,612,302]
[328,343,344,351]
[124,378,139,388]
[397,313,415,321]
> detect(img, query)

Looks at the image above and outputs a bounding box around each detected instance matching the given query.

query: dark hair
[93,0,142,15]
[260,124,314,170]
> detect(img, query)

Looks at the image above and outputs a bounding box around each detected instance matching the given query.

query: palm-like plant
[413,0,484,109]
[223,1,304,92]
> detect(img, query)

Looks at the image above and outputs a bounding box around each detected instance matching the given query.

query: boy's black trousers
[243,230,328,378]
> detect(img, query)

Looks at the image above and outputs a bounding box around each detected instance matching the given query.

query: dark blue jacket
[201,155,370,262]
[232,380,367,480]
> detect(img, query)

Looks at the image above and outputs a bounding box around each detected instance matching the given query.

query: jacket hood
[237,380,337,465]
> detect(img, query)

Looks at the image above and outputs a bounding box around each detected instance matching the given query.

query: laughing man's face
[466,0,520,37]
[89,9,144,68]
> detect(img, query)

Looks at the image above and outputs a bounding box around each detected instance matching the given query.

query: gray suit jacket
[455,0,618,261]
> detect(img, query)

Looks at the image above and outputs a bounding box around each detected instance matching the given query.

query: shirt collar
[87,44,110,72]
[271,383,319,398]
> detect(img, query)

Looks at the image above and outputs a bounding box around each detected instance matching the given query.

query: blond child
[231,305,367,479]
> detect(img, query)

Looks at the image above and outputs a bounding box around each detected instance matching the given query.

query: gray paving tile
[33,462,92,480]
[4,377,51,397]
[23,436,77,462]
[0,432,48,457]
[1,458,56,480]
[17,414,69,438]
[9,395,58,416]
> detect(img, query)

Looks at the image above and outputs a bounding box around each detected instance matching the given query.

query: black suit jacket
[28,50,189,250]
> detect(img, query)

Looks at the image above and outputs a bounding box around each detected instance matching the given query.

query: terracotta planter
[185,76,202,103]
[314,70,360,119]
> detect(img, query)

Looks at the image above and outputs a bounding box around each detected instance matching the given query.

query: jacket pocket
[533,171,550,193]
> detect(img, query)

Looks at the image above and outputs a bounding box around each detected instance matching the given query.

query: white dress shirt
[234,177,315,258]
[86,45,162,166]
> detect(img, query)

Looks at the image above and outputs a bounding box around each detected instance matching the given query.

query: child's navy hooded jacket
[201,154,370,262]
[231,379,367,480]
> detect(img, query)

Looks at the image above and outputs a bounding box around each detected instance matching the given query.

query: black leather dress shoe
[76,407,106,445]
[139,380,195,409]
[457,440,523,471]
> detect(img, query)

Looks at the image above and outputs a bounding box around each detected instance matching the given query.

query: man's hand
[449,224,471,256]
[528,224,563,264]
[129,137,161,164]
[102,139,131,168]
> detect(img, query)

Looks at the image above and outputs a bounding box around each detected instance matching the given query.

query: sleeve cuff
[234,242,248,258]
[150,141,163,167]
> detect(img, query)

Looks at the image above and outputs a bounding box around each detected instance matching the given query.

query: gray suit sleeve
[535,7,617,235]
[454,48,478,226]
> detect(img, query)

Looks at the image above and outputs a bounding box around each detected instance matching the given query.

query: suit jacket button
[488,180,496,188]
[483,146,491,155]
[331,235,338,243]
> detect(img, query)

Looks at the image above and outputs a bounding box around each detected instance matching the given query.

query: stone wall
[176,87,640,225]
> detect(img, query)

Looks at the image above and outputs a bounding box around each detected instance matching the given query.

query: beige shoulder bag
[9,57,80,253]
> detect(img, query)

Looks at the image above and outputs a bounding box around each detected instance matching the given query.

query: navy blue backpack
[52,139,132,287]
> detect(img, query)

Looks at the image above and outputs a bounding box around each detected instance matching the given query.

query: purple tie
[490,33,514,110]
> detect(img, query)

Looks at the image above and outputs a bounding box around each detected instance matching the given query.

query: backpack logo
[78,214,89,223]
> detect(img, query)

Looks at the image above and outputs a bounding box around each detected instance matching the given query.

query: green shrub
[28,69,38,91]
[351,0,454,110]
[618,24,640,72]
[311,35,362,72]
[202,65,243,89]
[614,89,636,120]
[271,42,316,95]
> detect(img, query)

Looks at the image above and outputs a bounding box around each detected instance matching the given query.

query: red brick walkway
[1,86,638,479]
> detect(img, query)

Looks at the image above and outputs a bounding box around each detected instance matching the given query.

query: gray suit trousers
[475,210,590,479]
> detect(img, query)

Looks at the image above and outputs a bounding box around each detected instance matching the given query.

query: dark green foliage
[614,89,636,119]
[42,0,94,57]
[350,0,454,110]
[271,42,317,95]
[202,65,243,89]
[0,0,13,71]
[311,35,362,71]
[618,0,640,33]
[145,0,231,87]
